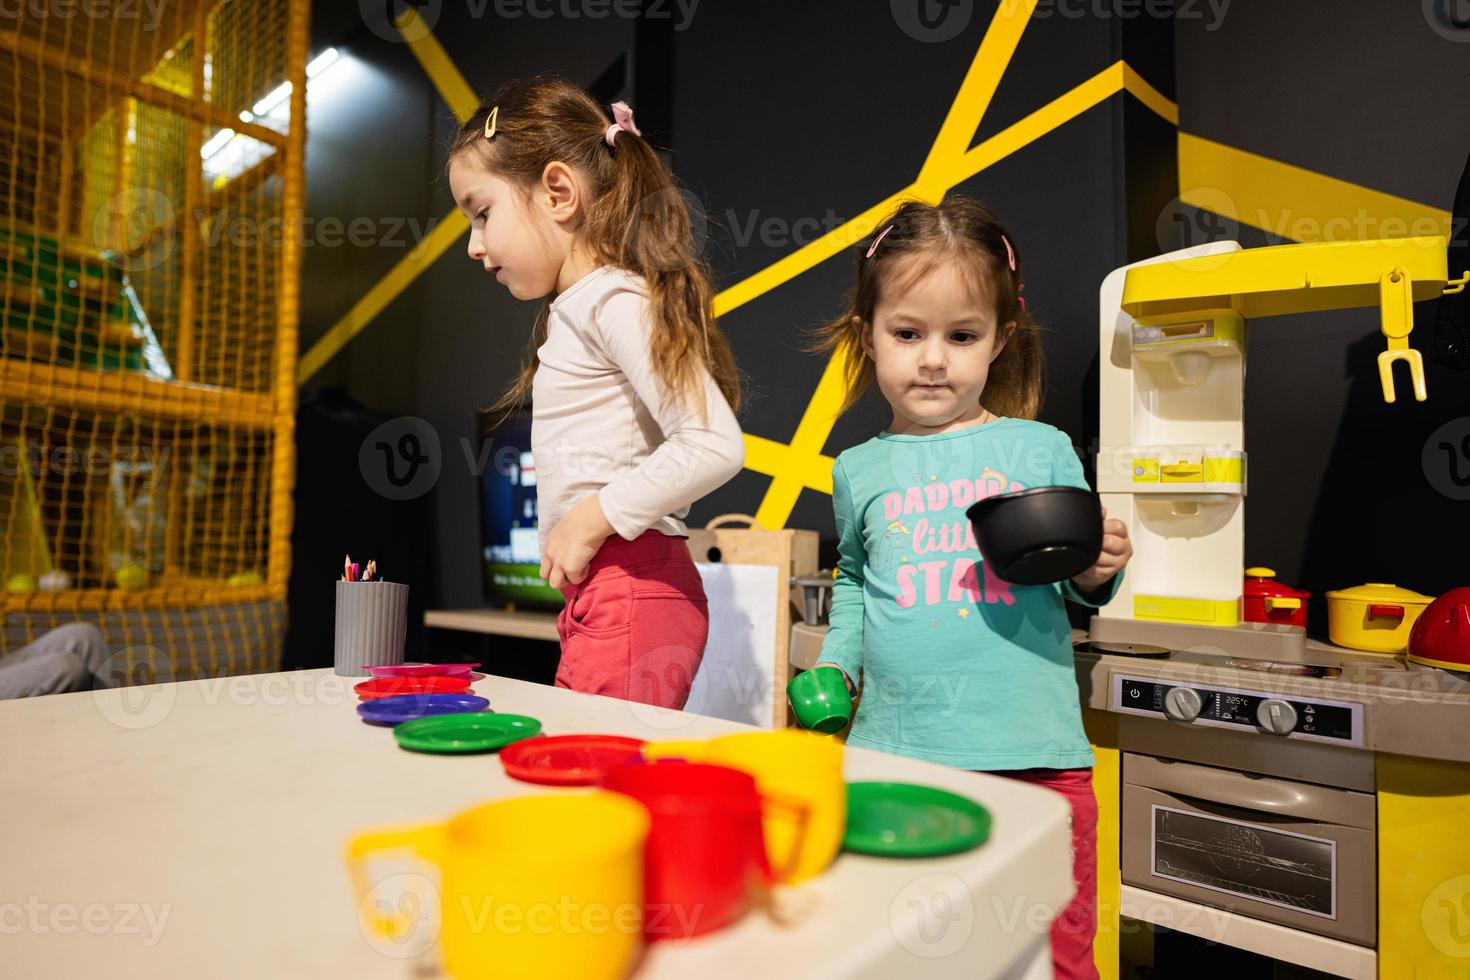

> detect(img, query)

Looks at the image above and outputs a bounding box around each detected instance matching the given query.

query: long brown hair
[813,195,1043,419]
[449,76,741,420]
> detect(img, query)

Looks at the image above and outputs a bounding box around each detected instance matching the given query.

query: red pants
[555,531,708,709]
[995,767,1099,980]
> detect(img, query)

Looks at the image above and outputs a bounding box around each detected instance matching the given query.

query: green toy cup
[786,666,852,735]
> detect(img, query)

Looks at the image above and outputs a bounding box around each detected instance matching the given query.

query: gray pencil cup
[334,580,409,676]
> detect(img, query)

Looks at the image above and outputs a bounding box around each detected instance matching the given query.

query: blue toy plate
[356,693,491,726]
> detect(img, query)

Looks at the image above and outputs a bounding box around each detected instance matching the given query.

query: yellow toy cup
[645,729,844,883]
[345,792,649,980]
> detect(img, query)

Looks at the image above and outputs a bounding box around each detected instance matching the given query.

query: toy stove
[1076,238,1470,979]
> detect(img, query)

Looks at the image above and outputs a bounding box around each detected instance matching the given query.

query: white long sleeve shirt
[531,266,745,552]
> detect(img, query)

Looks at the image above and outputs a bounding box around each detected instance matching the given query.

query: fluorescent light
[202,48,343,169]
[200,128,235,158]
[306,47,339,78]
[251,82,292,118]
[237,49,341,122]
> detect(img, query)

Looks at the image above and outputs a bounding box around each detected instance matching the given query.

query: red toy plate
[355,675,472,700]
[500,734,647,786]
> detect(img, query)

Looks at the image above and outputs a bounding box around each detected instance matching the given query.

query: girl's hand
[541,494,615,590]
[812,662,857,697]
[1071,505,1132,593]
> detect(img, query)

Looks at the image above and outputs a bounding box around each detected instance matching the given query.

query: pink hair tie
[605,101,641,146]
[866,224,894,259]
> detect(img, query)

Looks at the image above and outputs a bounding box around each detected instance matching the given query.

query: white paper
[685,562,780,728]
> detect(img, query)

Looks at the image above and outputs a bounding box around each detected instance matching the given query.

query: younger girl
[448,77,745,709]
[814,196,1132,980]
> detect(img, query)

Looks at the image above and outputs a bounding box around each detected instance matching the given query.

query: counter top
[0,669,1072,980]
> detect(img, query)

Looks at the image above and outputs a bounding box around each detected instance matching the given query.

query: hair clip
[605,101,641,146]
[866,224,894,259]
[483,106,499,140]
[1001,234,1017,272]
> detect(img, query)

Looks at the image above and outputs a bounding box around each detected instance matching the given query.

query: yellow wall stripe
[743,57,1179,527]
[955,62,1136,181]
[297,212,470,384]
[916,0,1039,194]
[750,349,850,527]
[395,7,481,123]
[296,7,481,384]
[1121,63,1179,126]
[742,433,832,483]
[712,188,921,318]
[1178,132,1452,242]
[739,1,1035,526]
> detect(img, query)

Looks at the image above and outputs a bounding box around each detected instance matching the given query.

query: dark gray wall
[1174,1,1470,630]
[297,1,1152,614]
[294,1,1469,643]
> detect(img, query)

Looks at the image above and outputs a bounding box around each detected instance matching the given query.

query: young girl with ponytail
[448,76,744,709]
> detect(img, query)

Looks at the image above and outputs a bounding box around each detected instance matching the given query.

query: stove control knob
[1257,699,1298,735]
[1163,687,1203,723]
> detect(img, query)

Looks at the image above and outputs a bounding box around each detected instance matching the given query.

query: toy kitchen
[791,236,1470,980]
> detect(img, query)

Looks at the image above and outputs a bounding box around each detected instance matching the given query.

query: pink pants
[995,767,1099,980]
[555,531,708,709]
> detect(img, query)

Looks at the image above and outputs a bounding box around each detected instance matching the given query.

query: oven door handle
[1126,755,1376,829]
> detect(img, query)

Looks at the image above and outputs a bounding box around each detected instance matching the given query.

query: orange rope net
[0,0,305,681]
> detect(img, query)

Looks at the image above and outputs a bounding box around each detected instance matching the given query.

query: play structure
[0,1,307,677]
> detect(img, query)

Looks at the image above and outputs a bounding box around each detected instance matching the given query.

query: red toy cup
[600,761,808,941]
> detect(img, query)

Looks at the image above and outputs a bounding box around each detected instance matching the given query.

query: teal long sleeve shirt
[819,418,1122,771]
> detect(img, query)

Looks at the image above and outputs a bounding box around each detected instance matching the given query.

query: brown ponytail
[449,76,741,421]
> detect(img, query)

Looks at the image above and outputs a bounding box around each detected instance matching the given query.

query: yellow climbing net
[0,0,305,680]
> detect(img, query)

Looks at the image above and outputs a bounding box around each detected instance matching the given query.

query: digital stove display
[1114,677,1360,743]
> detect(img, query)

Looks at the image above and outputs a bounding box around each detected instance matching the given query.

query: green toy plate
[843,782,992,857]
[393,713,543,754]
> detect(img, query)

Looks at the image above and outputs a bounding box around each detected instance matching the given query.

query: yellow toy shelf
[1120,236,1451,320]
[1121,236,1464,405]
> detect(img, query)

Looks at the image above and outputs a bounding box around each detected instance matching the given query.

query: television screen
[478,408,564,609]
